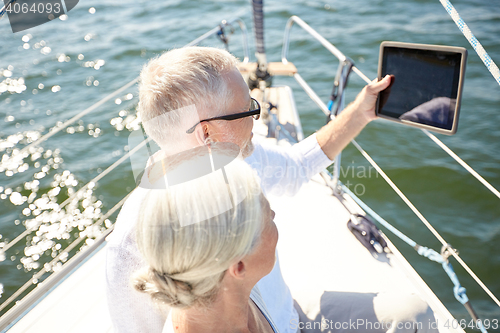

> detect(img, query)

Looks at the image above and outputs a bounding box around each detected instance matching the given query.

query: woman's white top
[162,286,280,333]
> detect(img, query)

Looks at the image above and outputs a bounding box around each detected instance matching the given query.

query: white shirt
[106,134,332,333]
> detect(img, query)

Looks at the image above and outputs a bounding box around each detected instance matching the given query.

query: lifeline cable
[340,182,488,333]
[291,69,500,308]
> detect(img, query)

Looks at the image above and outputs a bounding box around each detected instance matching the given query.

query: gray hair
[133,157,263,308]
[138,47,239,151]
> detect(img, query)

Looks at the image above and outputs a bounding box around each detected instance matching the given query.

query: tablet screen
[377,44,465,133]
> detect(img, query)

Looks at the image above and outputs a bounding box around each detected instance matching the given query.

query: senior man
[106,46,391,332]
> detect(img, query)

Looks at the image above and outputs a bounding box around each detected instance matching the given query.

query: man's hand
[350,74,393,123]
[315,75,392,160]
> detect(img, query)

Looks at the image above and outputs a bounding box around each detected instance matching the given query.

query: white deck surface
[268,169,463,333]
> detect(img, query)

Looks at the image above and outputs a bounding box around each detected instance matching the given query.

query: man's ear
[194,123,210,145]
[227,260,246,280]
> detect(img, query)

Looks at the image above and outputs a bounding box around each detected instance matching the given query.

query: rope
[351,140,447,246]
[360,67,500,303]
[0,193,128,313]
[341,179,444,264]
[0,0,16,19]
[417,246,444,264]
[439,0,500,86]
[442,260,468,304]
[340,182,415,248]
[303,51,500,309]
[340,180,490,332]
[340,182,491,324]
[349,139,500,308]
[293,59,499,307]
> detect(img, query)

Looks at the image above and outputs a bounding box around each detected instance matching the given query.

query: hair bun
[133,267,197,308]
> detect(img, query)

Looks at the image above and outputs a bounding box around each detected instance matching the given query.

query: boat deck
[267,160,461,333]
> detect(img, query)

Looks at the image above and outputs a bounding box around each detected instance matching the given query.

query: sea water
[0,0,499,327]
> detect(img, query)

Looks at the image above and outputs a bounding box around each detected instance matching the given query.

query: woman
[133,156,279,333]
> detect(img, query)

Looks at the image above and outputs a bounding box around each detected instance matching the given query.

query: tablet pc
[376,41,467,135]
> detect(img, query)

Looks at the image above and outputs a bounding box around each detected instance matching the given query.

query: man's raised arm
[316,75,392,160]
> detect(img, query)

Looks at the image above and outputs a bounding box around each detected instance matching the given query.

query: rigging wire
[422,129,500,200]
[350,139,500,308]
[286,14,500,202]
[352,58,500,202]
[292,72,500,308]
[0,15,250,312]
[338,182,489,333]
[322,55,495,322]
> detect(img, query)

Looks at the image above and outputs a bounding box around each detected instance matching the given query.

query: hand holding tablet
[375,41,467,135]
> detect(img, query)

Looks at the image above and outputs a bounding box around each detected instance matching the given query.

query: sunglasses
[186,98,261,134]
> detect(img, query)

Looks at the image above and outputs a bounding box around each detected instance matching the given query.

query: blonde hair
[138,47,239,151]
[133,157,262,308]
